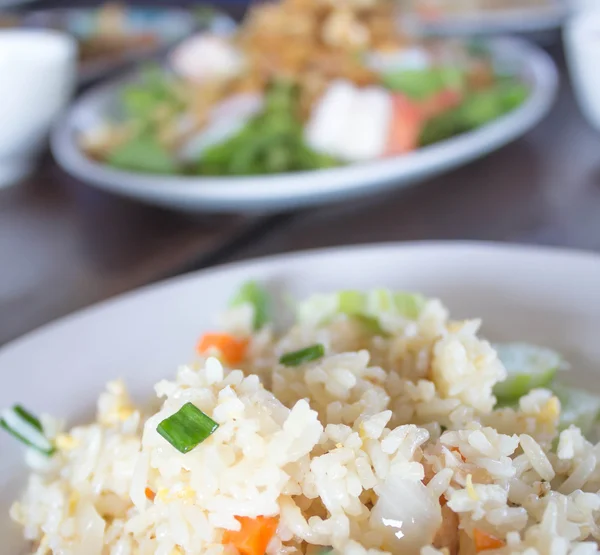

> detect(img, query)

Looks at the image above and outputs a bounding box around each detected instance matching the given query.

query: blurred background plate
[19,5,235,84]
[51,37,558,213]
[0,0,35,9]
[409,0,570,36]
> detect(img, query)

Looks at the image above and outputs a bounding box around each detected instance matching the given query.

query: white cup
[564,9,600,132]
[0,29,77,189]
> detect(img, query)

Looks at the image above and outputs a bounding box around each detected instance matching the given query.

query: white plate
[1,241,600,551]
[51,37,558,213]
[20,7,234,84]
[410,1,569,36]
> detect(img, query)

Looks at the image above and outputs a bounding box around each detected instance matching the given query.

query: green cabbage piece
[297,289,426,332]
[229,280,270,330]
[493,343,561,403]
[553,384,600,436]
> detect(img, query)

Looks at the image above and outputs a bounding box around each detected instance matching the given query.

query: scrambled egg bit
[465,474,479,501]
[156,486,197,504]
[538,396,560,425]
[98,379,138,427]
[55,433,79,451]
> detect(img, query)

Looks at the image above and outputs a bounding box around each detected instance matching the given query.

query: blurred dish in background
[72,0,531,179]
[0,0,34,9]
[406,0,569,36]
[563,7,600,132]
[0,29,76,188]
[18,4,232,83]
[52,36,557,212]
[0,14,19,28]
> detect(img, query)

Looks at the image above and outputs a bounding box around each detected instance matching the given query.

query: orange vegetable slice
[222,516,279,555]
[145,488,156,502]
[197,333,248,365]
[474,528,506,552]
[385,94,423,156]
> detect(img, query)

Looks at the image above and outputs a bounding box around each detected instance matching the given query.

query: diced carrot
[385,94,423,157]
[145,487,156,502]
[197,333,248,365]
[222,516,279,555]
[473,528,505,552]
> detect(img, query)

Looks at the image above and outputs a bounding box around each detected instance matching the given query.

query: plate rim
[410,0,569,35]
[51,37,558,211]
[1,240,599,358]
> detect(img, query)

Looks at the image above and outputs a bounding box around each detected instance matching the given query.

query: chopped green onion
[493,343,562,403]
[279,344,325,367]
[157,402,219,454]
[0,405,55,456]
[230,280,270,330]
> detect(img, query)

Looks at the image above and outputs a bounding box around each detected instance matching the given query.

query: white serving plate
[51,37,558,213]
[1,241,600,552]
[410,0,569,36]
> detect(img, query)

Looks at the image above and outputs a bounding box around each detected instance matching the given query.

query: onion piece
[178,93,264,162]
[370,475,442,553]
[73,502,105,555]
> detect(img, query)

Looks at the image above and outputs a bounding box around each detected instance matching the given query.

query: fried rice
[7,287,600,554]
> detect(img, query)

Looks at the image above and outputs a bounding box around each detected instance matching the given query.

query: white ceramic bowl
[1,241,600,552]
[0,30,76,189]
[51,37,557,213]
[564,9,600,131]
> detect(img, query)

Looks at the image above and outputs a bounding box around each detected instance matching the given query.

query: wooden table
[0,164,286,344]
[1,43,599,346]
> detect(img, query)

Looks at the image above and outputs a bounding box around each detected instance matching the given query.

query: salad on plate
[79,0,529,177]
